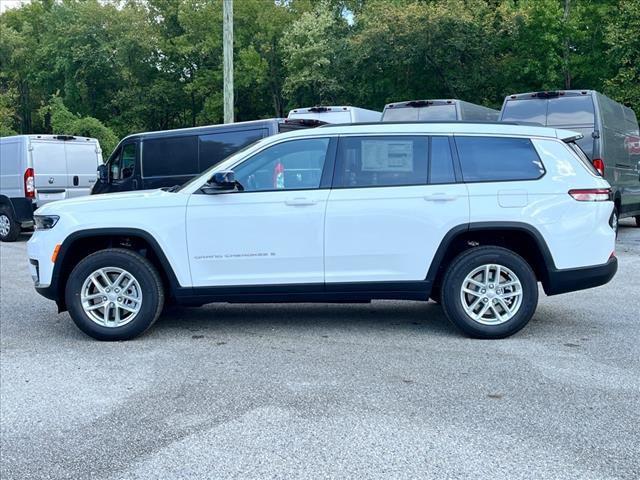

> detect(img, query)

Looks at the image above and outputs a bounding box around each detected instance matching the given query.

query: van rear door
[31,139,68,205]
[65,140,100,199]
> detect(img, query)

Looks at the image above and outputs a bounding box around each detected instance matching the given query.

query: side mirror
[97,164,108,182]
[201,170,238,194]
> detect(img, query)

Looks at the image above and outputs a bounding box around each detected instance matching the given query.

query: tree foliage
[0,0,638,151]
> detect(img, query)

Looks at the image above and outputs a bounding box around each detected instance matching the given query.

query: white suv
[27,123,617,340]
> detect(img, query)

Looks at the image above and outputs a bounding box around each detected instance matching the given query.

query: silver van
[500,90,640,230]
[382,99,499,122]
[0,135,102,241]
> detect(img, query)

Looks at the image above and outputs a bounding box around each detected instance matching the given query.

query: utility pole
[223,0,234,123]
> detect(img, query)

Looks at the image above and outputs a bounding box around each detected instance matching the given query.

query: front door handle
[424,193,457,202]
[285,197,317,206]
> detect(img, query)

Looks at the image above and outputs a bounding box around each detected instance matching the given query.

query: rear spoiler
[560,132,584,143]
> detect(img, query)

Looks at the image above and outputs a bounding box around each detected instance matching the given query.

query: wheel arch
[426,222,557,294]
[50,228,181,311]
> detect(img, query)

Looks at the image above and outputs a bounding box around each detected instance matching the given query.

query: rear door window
[199,129,267,171]
[501,100,547,124]
[143,136,198,177]
[455,136,545,182]
[334,136,428,188]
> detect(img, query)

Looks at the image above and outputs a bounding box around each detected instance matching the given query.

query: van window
[110,143,136,181]
[234,138,329,192]
[501,100,547,124]
[430,137,456,184]
[383,105,457,122]
[455,136,545,182]
[547,97,595,126]
[143,136,198,177]
[334,136,428,188]
[199,129,266,170]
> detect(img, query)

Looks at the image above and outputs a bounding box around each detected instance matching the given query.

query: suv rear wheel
[441,246,538,339]
[65,248,164,340]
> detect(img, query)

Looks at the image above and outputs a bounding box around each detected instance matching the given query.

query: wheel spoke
[462,287,481,297]
[85,301,106,311]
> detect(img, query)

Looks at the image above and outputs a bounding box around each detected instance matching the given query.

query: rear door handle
[285,197,317,206]
[424,193,457,202]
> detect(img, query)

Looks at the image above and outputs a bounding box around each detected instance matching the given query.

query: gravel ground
[1,219,639,479]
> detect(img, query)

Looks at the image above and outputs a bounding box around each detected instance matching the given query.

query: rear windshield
[501,100,547,124]
[501,96,595,127]
[383,104,457,122]
[547,97,595,126]
[567,141,600,176]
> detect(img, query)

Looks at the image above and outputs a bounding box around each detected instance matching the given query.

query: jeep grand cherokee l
[27,122,617,340]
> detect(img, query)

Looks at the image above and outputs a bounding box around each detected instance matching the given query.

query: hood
[34,189,188,215]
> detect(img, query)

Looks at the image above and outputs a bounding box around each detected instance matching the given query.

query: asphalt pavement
[1,220,639,479]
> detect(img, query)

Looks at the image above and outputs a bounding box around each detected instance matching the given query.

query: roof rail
[319,120,545,128]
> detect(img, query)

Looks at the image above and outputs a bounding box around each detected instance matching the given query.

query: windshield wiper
[162,184,182,192]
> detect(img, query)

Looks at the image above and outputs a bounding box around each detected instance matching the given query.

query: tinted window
[547,97,595,126]
[456,136,544,182]
[143,136,198,177]
[335,136,428,187]
[110,143,136,181]
[501,100,547,124]
[234,138,329,192]
[199,129,266,170]
[382,105,457,122]
[430,137,456,184]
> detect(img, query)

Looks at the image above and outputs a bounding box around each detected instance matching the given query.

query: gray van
[500,90,640,229]
[0,135,102,241]
[382,99,499,122]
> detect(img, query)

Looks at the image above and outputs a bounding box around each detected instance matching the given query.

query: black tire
[65,248,164,341]
[441,246,538,339]
[0,206,21,242]
[635,216,640,228]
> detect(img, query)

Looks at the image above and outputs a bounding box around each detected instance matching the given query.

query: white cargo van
[287,106,381,124]
[0,135,102,241]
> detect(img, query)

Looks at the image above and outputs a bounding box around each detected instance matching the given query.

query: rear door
[31,140,68,204]
[324,135,469,284]
[64,140,100,199]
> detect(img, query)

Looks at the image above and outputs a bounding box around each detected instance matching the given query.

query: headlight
[34,215,60,230]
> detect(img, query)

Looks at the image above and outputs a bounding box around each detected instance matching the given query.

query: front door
[186,137,332,287]
[107,142,139,193]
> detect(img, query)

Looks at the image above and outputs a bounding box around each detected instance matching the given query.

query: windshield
[176,137,269,192]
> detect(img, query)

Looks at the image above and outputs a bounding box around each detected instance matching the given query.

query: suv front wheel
[65,249,164,341]
[441,246,538,339]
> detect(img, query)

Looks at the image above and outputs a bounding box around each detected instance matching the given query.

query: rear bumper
[544,257,618,296]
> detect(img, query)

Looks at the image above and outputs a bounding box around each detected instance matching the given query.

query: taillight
[568,188,612,202]
[592,158,604,176]
[24,168,35,199]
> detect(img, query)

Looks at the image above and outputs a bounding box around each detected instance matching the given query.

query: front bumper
[544,257,618,296]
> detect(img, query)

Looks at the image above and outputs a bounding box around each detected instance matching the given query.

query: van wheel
[0,206,20,242]
[441,246,538,339]
[65,248,164,341]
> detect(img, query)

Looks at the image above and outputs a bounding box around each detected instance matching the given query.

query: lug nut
[105,288,110,293]
[115,288,120,293]
[117,297,122,302]
[489,284,494,289]
[102,296,107,302]
[483,297,489,303]
[481,289,486,294]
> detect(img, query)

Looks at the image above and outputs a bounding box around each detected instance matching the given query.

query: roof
[122,118,282,142]
[273,121,581,142]
[0,134,98,143]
